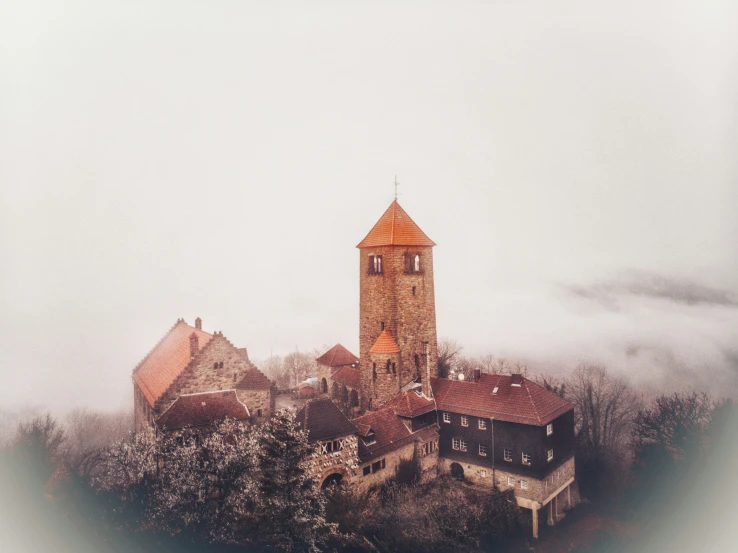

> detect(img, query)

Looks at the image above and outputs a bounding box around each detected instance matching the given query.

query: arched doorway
[321,378,328,394]
[321,472,343,489]
[450,462,464,480]
[331,381,339,400]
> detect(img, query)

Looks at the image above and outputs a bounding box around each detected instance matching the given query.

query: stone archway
[321,472,344,489]
[450,462,464,479]
[321,377,328,394]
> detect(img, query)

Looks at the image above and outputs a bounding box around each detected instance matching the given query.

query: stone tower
[357,200,438,410]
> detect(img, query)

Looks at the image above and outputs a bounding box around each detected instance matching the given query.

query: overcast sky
[1,0,737,413]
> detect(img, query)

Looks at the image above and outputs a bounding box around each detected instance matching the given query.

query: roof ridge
[154,332,218,409]
[522,378,542,425]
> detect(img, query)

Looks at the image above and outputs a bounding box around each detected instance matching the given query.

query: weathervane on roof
[394,175,401,201]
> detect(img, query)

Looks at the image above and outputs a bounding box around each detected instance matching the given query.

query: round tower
[356,200,438,410]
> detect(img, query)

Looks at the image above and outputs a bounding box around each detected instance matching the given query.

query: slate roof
[353,403,439,461]
[331,366,362,388]
[156,390,250,431]
[369,330,401,354]
[431,374,574,426]
[295,397,358,443]
[132,319,213,407]
[356,200,436,248]
[316,343,359,367]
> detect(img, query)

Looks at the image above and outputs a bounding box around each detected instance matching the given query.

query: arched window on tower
[391,362,396,374]
[386,359,391,373]
[380,321,385,331]
[414,254,420,272]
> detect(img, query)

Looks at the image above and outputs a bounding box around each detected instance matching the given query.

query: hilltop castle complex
[131,198,576,538]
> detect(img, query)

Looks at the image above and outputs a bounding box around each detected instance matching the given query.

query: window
[386,359,391,373]
[522,452,532,466]
[391,362,396,374]
[414,254,420,272]
[461,415,469,427]
[257,409,263,417]
[492,386,499,394]
[479,444,487,456]
[504,448,512,462]
[213,362,218,369]
[363,466,371,476]
[547,449,554,462]
[219,361,224,369]
[452,438,467,452]
[415,354,420,370]
[368,255,383,274]
[443,412,451,423]
[478,419,487,430]
[480,470,487,478]
[362,433,376,446]
[371,459,386,473]
[507,476,515,486]
[547,423,553,436]
[521,479,529,489]
[380,321,385,331]
[412,286,416,296]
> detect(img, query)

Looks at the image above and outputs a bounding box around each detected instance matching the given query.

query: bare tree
[633,391,714,460]
[567,364,640,457]
[13,413,67,483]
[282,351,315,388]
[64,408,133,477]
[260,355,286,388]
[437,338,462,378]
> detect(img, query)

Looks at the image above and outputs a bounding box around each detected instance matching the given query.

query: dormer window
[368,255,383,274]
[362,432,376,446]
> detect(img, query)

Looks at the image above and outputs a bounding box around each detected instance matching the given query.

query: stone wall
[359,246,438,409]
[133,382,154,432]
[438,454,576,504]
[236,388,273,421]
[305,433,361,487]
[352,442,415,492]
[154,333,273,423]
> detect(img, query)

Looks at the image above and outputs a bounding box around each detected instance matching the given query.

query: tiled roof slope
[235,347,272,390]
[369,330,401,354]
[356,200,436,248]
[132,320,212,407]
[353,404,439,461]
[315,343,359,367]
[295,398,358,443]
[331,366,362,388]
[389,390,436,418]
[431,374,574,426]
[156,390,250,431]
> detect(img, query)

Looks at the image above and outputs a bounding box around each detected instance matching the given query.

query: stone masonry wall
[359,246,438,409]
[133,382,153,432]
[438,455,576,504]
[155,333,272,421]
[305,434,361,487]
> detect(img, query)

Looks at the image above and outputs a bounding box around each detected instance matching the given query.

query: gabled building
[433,371,575,538]
[315,343,361,413]
[132,318,275,431]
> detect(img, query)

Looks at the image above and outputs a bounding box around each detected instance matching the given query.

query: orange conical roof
[369,330,401,354]
[357,200,436,248]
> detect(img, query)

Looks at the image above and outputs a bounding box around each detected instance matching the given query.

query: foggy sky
[1,1,737,413]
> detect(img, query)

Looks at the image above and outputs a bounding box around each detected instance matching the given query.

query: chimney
[195,317,202,330]
[473,368,481,382]
[189,332,199,359]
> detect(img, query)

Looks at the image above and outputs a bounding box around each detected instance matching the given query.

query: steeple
[357,200,436,249]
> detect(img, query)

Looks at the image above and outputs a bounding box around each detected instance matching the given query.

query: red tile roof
[331,366,362,388]
[431,374,574,426]
[295,397,358,443]
[156,390,250,431]
[353,403,439,461]
[369,330,401,354]
[388,390,436,418]
[132,320,213,407]
[356,200,436,248]
[315,343,359,367]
